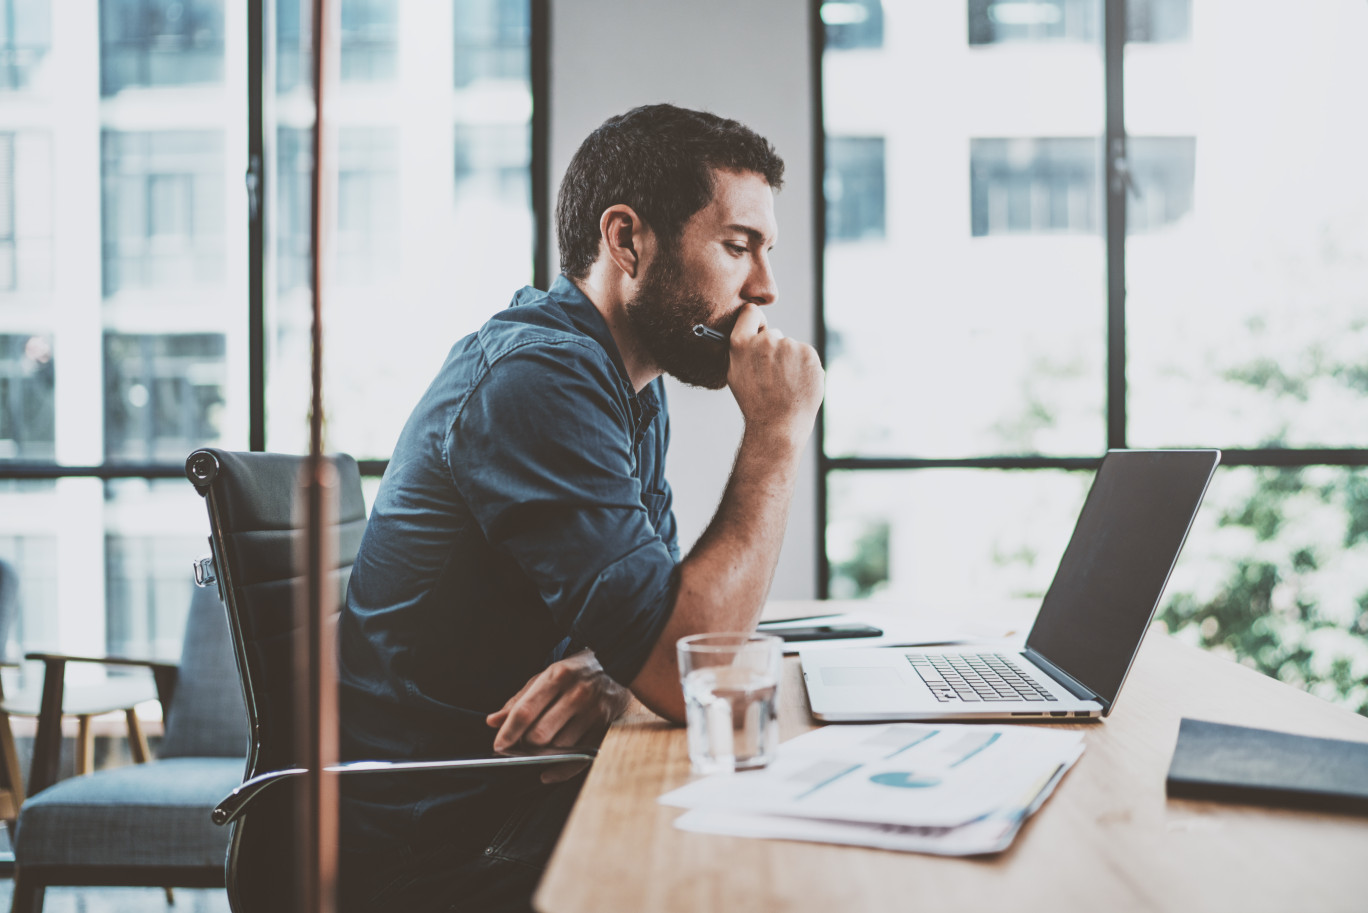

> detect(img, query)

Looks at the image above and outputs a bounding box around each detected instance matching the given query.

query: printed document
[660,722,1084,855]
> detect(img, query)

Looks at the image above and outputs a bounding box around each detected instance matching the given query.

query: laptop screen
[1025,450,1219,709]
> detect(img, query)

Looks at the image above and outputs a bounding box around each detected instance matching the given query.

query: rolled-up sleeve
[446,338,678,685]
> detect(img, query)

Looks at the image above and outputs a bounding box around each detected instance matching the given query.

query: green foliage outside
[1159,465,1368,716]
[1158,302,1368,715]
[829,521,890,599]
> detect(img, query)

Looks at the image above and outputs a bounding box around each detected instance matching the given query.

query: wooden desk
[537,602,1368,913]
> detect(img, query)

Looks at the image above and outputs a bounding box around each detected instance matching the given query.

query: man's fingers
[522,685,586,747]
[491,674,562,751]
[730,302,768,341]
[548,713,596,749]
[486,668,545,729]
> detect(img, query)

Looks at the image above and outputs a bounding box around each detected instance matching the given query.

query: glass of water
[677,632,782,775]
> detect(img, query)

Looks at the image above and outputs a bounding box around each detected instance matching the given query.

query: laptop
[802,449,1220,722]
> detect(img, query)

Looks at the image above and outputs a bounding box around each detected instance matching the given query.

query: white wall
[549,0,819,598]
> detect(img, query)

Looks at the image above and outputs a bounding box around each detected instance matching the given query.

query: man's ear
[600,205,646,280]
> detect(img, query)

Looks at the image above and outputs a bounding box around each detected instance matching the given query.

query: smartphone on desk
[767,622,883,643]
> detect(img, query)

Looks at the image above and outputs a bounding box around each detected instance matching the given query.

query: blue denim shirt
[338,275,680,855]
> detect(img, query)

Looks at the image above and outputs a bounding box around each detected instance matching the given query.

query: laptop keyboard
[906,652,1058,703]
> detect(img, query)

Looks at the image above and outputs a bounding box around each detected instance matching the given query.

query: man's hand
[727,303,824,449]
[486,649,631,783]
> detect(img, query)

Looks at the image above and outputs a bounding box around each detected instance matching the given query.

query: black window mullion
[248,0,265,452]
[812,0,830,599]
[530,0,549,290]
[1104,0,1127,451]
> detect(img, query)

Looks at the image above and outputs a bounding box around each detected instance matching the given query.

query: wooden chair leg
[163,887,175,904]
[125,707,151,765]
[11,868,44,913]
[0,708,25,809]
[76,714,93,776]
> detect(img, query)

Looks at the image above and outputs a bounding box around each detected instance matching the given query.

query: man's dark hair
[556,104,785,280]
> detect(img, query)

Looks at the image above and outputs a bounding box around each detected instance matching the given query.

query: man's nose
[744,254,778,306]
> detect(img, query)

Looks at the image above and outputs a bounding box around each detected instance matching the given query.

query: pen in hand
[692,324,727,343]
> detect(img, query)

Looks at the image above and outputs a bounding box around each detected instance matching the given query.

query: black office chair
[186,448,594,913]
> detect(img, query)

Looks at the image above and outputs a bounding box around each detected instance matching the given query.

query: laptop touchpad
[822,667,902,687]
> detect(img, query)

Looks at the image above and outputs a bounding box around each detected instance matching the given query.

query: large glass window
[0,3,540,688]
[268,1,536,459]
[821,0,1368,716]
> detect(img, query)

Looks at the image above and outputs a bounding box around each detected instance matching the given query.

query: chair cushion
[14,756,245,868]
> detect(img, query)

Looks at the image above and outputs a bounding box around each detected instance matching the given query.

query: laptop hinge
[1023,647,1110,712]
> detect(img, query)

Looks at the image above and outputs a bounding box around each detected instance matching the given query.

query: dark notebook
[1166,717,1368,815]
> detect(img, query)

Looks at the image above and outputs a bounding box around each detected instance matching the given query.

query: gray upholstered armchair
[8,581,249,913]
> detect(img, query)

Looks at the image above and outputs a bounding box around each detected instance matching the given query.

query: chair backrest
[158,582,250,760]
[186,448,366,777]
[186,448,365,913]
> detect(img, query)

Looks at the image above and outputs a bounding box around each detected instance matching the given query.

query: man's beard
[623,244,731,390]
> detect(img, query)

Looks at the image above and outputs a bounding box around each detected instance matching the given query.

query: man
[338,103,823,912]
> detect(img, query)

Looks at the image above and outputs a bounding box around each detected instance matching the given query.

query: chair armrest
[213,749,599,826]
[25,653,181,796]
[23,651,179,673]
[25,651,179,707]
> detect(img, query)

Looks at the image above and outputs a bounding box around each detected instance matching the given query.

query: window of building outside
[454,0,529,88]
[0,333,54,460]
[970,137,1099,236]
[99,0,226,95]
[822,0,1368,716]
[967,0,1190,45]
[339,0,398,82]
[826,136,886,242]
[0,2,536,692]
[100,130,227,296]
[0,130,54,295]
[820,0,883,50]
[0,0,52,91]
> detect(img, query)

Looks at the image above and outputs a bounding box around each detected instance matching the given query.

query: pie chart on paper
[869,771,941,789]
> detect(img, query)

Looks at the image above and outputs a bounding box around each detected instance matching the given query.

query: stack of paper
[660,722,1084,855]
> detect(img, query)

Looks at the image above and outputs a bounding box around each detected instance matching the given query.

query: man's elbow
[628,659,687,724]
[634,689,686,725]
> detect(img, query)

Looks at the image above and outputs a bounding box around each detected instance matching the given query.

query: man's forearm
[628,427,805,721]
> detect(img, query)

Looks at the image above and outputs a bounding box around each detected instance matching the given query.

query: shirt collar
[543,274,662,427]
